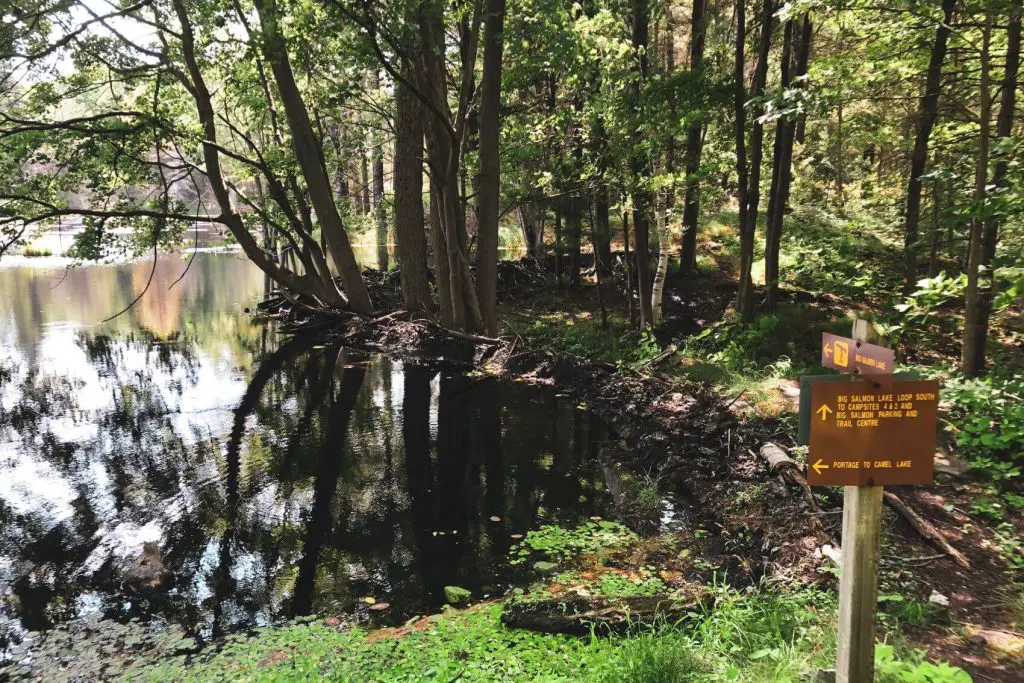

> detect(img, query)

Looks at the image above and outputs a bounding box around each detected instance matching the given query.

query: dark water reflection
[0,253,611,658]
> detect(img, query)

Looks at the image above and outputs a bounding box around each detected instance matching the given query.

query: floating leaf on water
[510,534,523,540]
[488,516,502,522]
[362,596,376,604]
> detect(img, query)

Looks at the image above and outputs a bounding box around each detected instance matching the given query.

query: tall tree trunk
[476,0,506,335]
[517,204,544,259]
[680,0,708,274]
[733,0,751,310]
[592,185,612,276]
[630,0,655,326]
[764,14,810,311]
[652,6,677,325]
[962,14,991,377]
[372,71,388,270]
[553,206,563,284]
[416,0,485,331]
[622,204,636,324]
[361,147,371,216]
[928,174,942,277]
[833,100,844,207]
[736,0,774,322]
[328,123,349,210]
[764,18,794,311]
[903,0,956,288]
[964,2,1019,375]
[253,0,373,312]
[394,79,432,311]
[566,96,586,288]
[565,208,583,287]
[429,180,454,326]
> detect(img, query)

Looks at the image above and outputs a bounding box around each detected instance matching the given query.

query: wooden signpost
[801,319,938,683]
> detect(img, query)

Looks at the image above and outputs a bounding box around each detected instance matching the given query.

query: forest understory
[243,213,1024,682]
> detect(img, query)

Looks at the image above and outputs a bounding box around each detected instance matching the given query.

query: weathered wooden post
[801,316,939,682]
[837,316,884,682]
[836,480,884,681]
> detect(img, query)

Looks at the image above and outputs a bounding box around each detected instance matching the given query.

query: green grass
[128,582,971,682]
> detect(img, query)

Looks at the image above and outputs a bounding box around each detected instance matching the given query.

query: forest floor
[149,205,1023,681]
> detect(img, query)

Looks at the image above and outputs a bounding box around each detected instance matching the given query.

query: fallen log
[501,592,704,635]
[756,443,822,513]
[883,491,970,569]
[648,344,678,367]
[444,328,504,346]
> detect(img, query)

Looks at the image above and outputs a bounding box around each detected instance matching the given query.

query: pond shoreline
[248,261,1024,682]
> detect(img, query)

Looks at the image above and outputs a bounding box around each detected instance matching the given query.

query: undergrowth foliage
[131,585,972,682]
[943,372,1024,482]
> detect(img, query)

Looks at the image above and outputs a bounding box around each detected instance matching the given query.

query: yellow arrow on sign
[812,459,829,475]
[816,404,833,421]
[824,342,833,358]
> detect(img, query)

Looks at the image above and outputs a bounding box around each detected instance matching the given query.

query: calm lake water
[0,251,611,662]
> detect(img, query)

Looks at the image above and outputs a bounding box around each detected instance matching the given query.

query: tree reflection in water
[1,325,613,655]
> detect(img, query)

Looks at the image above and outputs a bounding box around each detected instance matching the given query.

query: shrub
[943,372,1024,482]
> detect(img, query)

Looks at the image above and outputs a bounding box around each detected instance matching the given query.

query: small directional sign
[807,379,939,486]
[821,332,895,377]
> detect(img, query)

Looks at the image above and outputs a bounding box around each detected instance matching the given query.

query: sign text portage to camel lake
[804,333,938,487]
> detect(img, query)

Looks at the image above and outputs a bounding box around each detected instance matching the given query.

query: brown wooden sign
[821,332,895,377]
[807,379,939,486]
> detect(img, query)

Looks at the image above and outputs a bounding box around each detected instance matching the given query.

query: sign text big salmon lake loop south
[807,379,939,486]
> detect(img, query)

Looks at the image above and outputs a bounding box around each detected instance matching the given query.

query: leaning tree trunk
[630,0,655,327]
[476,0,506,335]
[903,0,956,289]
[393,79,432,312]
[171,0,344,308]
[253,0,373,312]
[964,2,1018,376]
[680,0,708,274]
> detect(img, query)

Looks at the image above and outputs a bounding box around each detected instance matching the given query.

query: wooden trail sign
[807,379,939,486]
[821,332,895,377]
[804,320,941,682]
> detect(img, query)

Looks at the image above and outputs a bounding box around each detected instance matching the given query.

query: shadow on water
[0,254,614,668]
